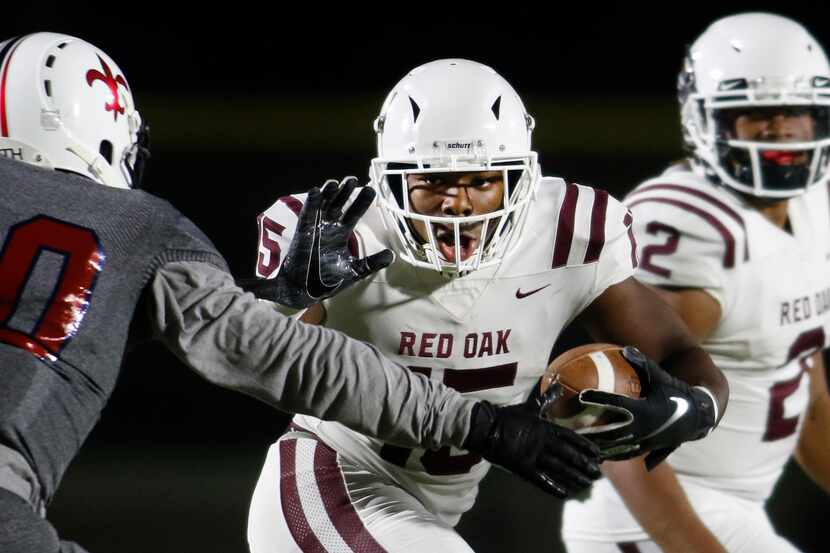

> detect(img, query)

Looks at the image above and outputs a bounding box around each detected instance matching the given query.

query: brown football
[540,343,641,432]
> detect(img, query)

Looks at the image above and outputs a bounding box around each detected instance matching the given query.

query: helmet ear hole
[99,140,113,165]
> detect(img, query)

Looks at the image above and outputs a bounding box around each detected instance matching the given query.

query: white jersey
[625,165,830,501]
[256,177,637,524]
[563,164,830,546]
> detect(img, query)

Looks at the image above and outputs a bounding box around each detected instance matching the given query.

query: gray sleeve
[147,261,475,451]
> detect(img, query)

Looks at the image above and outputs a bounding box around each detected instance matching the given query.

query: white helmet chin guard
[0,32,149,189]
[679,13,830,199]
[370,59,539,274]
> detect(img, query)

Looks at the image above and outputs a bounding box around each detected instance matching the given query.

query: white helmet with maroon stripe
[370,59,539,274]
[0,32,148,189]
[680,13,830,198]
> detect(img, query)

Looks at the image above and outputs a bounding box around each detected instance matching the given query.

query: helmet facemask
[124,117,151,189]
[682,80,830,198]
[371,150,538,274]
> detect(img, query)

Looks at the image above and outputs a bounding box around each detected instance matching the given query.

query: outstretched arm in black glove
[242,177,394,308]
[464,399,602,498]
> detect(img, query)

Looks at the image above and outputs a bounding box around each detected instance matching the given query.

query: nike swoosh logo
[641,397,689,441]
[516,284,551,299]
[306,213,342,299]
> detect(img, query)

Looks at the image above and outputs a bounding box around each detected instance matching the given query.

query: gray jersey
[0,157,474,511]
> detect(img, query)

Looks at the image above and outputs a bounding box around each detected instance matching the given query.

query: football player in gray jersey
[0,33,602,553]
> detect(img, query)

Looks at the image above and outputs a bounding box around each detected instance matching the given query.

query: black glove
[463,400,601,498]
[578,346,717,470]
[242,177,394,309]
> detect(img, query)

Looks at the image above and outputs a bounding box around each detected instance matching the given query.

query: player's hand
[463,400,601,498]
[578,347,717,470]
[244,177,394,309]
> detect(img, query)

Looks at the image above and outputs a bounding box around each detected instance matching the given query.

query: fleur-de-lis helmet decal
[85,54,128,121]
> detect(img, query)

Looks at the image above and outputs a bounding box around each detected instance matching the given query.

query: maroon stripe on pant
[627,183,748,261]
[624,212,638,268]
[552,183,579,268]
[279,440,327,553]
[314,442,387,553]
[584,189,609,263]
[627,197,736,268]
[617,542,642,553]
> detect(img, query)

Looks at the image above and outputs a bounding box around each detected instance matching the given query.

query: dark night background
[7,2,830,551]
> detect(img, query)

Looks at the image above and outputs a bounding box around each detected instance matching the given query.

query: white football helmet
[0,32,149,189]
[680,13,830,198]
[370,59,539,274]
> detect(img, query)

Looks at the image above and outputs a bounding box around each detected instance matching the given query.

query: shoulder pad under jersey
[545,180,638,273]
[624,169,749,305]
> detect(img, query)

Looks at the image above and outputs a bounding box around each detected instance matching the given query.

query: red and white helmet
[370,59,539,274]
[679,13,830,198]
[0,32,149,189]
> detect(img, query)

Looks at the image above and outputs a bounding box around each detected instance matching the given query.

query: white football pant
[562,478,801,553]
[247,430,474,553]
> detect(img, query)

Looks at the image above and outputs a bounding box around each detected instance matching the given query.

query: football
[540,343,642,432]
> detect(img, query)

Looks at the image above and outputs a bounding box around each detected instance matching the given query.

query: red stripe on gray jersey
[0,36,26,137]
[627,197,736,268]
[313,442,387,553]
[583,189,609,263]
[279,440,328,553]
[627,183,748,261]
[552,183,579,268]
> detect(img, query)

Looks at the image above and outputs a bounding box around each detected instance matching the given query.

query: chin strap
[64,143,129,190]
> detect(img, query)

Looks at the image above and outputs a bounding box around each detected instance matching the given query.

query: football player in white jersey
[562,13,830,553]
[246,59,728,553]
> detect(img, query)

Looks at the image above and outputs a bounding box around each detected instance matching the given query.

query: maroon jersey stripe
[314,441,387,552]
[623,211,638,268]
[279,440,327,553]
[552,183,579,268]
[628,183,749,261]
[584,189,609,263]
[279,195,304,216]
[627,197,736,268]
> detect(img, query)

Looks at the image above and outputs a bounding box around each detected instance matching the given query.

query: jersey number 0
[0,216,104,360]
